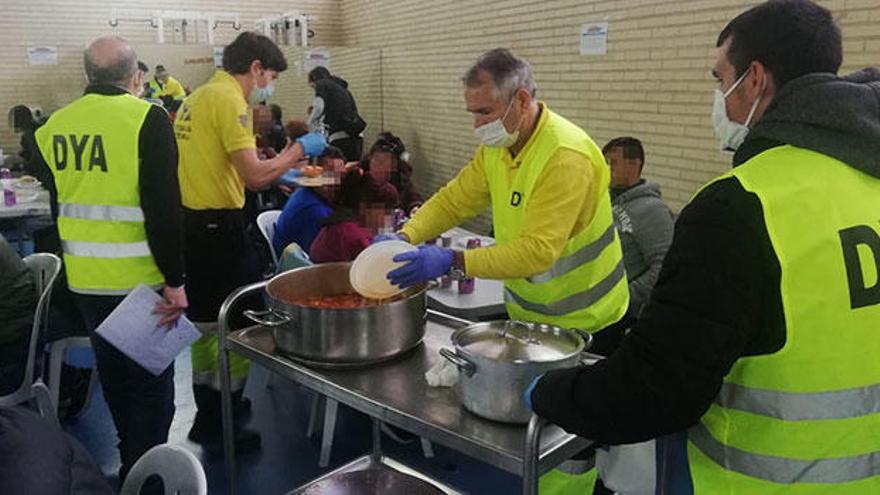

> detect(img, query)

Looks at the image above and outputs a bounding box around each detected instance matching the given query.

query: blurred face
[604,147,642,188]
[368,151,395,184]
[156,71,169,84]
[320,156,346,173]
[361,203,392,233]
[252,105,272,136]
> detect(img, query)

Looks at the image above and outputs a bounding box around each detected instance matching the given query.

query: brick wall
[0,0,341,153]
[339,0,880,231]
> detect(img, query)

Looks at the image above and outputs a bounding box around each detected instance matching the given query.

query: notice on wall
[304,49,330,74]
[27,46,58,65]
[213,46,225,68]
[580,23,608,56]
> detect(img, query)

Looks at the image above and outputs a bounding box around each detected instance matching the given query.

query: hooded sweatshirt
[611,180,674,318]
[532,68,880,446]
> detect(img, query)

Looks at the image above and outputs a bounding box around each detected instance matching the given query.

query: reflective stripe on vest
[690,423,880,484]
[485,105,628,331]
[34,93,164,294]
[506,259,626,316]
[61,240,152,258]
[527,224,616,284]
[716,381,880,421]
[59,203,145,222]
[686,145,880,493]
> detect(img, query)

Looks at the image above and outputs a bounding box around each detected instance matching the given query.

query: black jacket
[32,85,184,287]
[532,68,880,444]
[314,76,361,135]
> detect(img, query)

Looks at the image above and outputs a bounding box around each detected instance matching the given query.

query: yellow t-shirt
[175,70,255,210]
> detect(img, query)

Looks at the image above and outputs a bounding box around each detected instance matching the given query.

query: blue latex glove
[371,233,405,244]
[524,374,544,411]
[296,132,327,157]
[388,245,454,289]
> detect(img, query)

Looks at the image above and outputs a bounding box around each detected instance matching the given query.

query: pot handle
[571,328,594,351]
[242,309,292,327]
[439,347,476,377]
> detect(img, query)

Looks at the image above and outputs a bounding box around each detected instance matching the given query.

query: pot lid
[453,320,583,362]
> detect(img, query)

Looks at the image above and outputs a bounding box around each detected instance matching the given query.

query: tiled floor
[63,349,521,494]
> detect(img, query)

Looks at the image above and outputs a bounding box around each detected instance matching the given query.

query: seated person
[603,137,675,320]
[273,146,347,256]
[360,132,422,215]
[309,171,399,263]
[0,406,114,494]
[0,234,37,396]
[265,104,288,153]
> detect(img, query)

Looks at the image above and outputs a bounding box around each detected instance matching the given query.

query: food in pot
[18,175,36,184]
[291,292,405,309]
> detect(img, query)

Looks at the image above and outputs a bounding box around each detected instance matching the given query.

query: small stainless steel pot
[440,320,591,424]
[244,262,427,366]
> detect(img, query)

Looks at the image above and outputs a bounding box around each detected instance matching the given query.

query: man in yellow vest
[529,1,880,493]
[383,48,629,339]
[32,36,187,484]
[145,64,186,102]
[175,31,326,452]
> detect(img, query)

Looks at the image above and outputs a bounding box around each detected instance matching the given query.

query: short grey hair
[83,36,138,86]
[463,48,537,102]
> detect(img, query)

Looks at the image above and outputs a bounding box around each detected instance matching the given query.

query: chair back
[0,253,61,407]
[120,444,207,495]
[256,209,283,264]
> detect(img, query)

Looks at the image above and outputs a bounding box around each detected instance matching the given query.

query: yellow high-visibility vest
[688,145,880,493]
[35,93,164,295]
[483,108,629,331]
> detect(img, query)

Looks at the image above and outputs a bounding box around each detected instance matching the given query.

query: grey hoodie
[735,67,880,178]
[611,180,674,318]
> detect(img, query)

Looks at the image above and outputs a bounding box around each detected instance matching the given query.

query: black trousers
[183,208,262,324]
[73,294,175,482]
[331,136,364,162]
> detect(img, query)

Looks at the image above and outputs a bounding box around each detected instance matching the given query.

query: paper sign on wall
[304,49,330,74]
[213,46,225,68]
[27,46,58,65]
[580,23,608,56]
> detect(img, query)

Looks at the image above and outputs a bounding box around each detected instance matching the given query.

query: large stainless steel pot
[244,262,427,366]
[440,320,591,424]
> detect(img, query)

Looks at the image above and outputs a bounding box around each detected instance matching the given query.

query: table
[217,281,591,495]
[427,227,507,321]
[0,188,51,253]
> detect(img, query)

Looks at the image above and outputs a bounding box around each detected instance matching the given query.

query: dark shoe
[187,413,262,454]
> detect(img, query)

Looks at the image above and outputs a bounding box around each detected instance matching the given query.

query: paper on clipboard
[95,284,201,376]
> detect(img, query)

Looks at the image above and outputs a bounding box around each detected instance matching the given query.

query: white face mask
[712,68,763,153]
[474,97,521,148]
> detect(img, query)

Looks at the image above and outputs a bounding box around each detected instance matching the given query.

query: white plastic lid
[349,240,417,299]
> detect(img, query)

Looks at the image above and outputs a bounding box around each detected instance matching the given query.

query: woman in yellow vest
[145,64,186,101]
[529,1,880,493]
